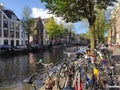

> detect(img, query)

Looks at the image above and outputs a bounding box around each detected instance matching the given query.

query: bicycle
[57,52,77,90]
[60,51,88,90]
[23,60,60,90]
[57,59,75,90]
[23,69,44,90]
[58,62,75,90]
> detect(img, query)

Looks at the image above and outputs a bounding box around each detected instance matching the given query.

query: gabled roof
[3,10,20,21]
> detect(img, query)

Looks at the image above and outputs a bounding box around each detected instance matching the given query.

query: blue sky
[1,0,46,18]
[0,0,89,34]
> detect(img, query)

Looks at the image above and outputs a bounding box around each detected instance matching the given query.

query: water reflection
[0,55,29,87]
[0,48,64,90]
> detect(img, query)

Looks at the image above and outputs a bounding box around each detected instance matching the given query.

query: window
[3,20,8,28]
[10,31,14,38]
[10,22,14,29]
[16,31,19,38]
[11,15,17,20]
[21,33,23,38]
[3,15,7,19]
[15,23,19,30]
[11,40,14,46]
[4,30,8,37]
[25,41,28,45]
[16,40,19,46]
[21,40,23,45]
[4,39,8,44]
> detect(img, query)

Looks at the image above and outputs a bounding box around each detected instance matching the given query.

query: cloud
[31,7,52,19]
[31,7,76,30]
[31,7,87,34]
[31,7,65,24]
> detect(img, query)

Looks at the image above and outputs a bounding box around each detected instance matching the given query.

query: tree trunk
[89,25,95,54]
[88,0,96,54]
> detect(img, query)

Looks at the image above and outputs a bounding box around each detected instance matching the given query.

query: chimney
[0,3,4,10]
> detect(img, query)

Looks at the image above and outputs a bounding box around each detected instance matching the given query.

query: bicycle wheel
[43,71,54,89]
[50,71,58,86]
[58,63,68,89]
[98,77,105,89]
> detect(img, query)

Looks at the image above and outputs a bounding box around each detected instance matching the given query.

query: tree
[41,0,117,54]
[21,6,35,48]
[63,23,74,43]
[45,17,63,44]
[94,10,108,43]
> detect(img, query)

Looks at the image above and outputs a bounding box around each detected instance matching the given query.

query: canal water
[0,46,87,90]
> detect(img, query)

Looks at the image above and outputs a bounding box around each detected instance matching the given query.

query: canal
[0,46,87,90]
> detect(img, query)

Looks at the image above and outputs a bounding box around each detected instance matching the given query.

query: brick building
[108,3,120,49]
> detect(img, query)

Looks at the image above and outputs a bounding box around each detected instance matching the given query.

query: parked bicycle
[23,59,60,90]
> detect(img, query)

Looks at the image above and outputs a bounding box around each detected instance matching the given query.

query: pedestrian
[86,44,90,54]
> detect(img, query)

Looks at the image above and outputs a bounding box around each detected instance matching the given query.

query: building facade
[108,3,120,48]
[29,17,50,46]
[0,5,26,46]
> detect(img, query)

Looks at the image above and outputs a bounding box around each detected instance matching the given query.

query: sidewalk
[107,46,120,55]
[111,49,120,76]
[39,85,59,90]
[112,49,120,55]
[112,49,120,64]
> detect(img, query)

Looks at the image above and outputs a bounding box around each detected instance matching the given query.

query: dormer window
[11,15,17,20]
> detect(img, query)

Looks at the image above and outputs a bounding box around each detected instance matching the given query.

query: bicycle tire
[58,63,68,89]
[44,71,54,89]
[51,71,58,86]
[99,77,105,89]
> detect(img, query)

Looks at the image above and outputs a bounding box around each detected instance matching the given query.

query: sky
[0,0,91,34]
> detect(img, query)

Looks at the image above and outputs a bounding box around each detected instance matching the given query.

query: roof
[3,10,20,21]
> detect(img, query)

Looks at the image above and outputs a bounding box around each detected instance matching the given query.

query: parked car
[0,44,12,50]
[30,44,41,49]
[15,45,27,50]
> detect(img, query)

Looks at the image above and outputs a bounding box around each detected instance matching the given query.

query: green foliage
[94,10,108,42]
[21,6,35,45]
[58,23,64,35]
[45,17,59,37]
[41,0,117,52]
[103,36,108,42]
[21,6,35,35]
[22,6,31,20]
[45,17,74,43]
[41,0,117,23]
[62,28,69,36]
